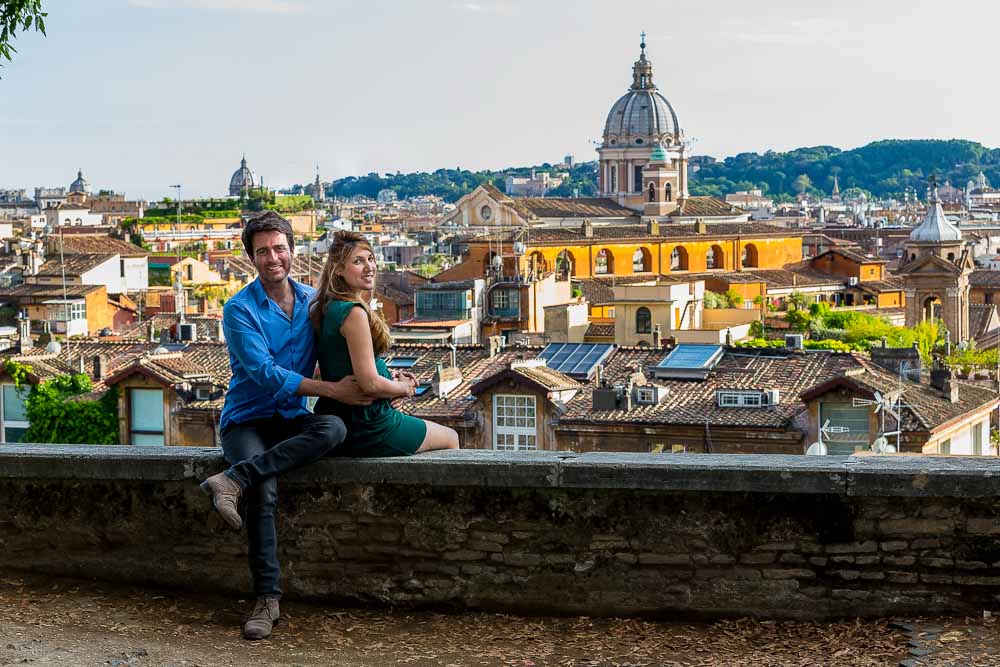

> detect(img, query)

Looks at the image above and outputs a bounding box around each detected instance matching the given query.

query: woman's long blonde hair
[310,230,392,356]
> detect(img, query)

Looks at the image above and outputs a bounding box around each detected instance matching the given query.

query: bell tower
[897,183,972,342]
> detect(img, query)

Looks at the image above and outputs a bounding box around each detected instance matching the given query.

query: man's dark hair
[241,211,295,257]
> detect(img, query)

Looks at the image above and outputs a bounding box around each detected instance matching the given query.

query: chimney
[16,311,31,352]
[581,219,593,238]
[929,367,950,392]
[217,318,226,343]
[652,323,662,348]
[694,219,708,235]
[943,376,959,403]
[646,219,660,235]
[433,363,462,398]
[450,343,457,368]
[148,320,156,342]
[488,335,504,357]
[93,355,107,380]
[725,328,734,346]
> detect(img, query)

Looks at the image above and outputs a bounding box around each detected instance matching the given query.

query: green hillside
[691,139,1000,201]
[285,139,1000,204]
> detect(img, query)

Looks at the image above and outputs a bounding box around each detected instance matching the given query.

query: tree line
[284,139,1000,204]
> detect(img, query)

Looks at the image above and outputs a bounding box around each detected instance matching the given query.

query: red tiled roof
[669,196,747,218]
[394,318,471,328]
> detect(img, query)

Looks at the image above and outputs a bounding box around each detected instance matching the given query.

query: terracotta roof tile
[669,196,747,218]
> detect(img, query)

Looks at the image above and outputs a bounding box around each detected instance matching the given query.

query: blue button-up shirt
[220,277,317,432]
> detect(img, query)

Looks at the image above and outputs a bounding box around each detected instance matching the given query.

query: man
[200,211,371,640]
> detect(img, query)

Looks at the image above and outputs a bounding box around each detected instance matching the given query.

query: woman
[309,230,459,455]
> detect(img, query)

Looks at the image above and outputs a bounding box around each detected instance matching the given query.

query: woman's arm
[341,306,414,399]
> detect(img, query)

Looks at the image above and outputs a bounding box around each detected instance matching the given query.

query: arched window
[529,251,546,275]
[595,249,613,275]
[665,183,673,202]
[742,244,759,268]
[556,249,575,277]
[648,183,655,202]
[632,247,652,272]
[706,245,724,270]
[636,307,652,334]
[670,246,688,271]
[947,252,955,262]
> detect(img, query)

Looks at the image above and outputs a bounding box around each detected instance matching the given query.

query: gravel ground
[2,573,992,667]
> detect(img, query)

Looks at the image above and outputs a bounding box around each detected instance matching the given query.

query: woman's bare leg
[415,419,460,453]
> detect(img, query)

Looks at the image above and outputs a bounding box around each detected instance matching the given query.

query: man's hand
[326,375,375,406]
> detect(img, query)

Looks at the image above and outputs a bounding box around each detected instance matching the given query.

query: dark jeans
[220,413,347,598]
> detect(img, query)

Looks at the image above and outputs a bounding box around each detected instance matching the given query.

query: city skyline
[2,0,998,200]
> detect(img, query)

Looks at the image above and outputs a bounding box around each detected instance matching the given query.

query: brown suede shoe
[199,472,242,530]
[243,596,280,640]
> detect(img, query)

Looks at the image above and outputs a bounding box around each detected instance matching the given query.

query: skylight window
[539,343,616,380]
[652,344,724,380]
[386,356,419,369]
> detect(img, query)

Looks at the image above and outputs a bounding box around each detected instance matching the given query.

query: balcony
[3,446,1000,664]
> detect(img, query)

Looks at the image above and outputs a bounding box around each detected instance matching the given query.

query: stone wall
[2,446,1000,620]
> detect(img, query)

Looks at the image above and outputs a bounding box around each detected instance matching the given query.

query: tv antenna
[806,419,849,456]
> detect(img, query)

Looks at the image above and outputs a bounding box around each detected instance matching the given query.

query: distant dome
[602,40,681,147]
[69,169,90,194]
[229,155,257,196]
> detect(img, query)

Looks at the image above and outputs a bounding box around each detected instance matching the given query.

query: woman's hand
[396,375,417,398]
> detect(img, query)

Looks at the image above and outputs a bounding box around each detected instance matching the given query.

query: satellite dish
[806,441,827,456]
[871,436,896,454]
[44,340,62,354]
[512,241,526,257]
[491,255,503,268]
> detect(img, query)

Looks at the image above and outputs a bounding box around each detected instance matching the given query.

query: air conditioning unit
[178,322,197,342]
[848,277,859,286]
[784,334,803,350]
[765,389,780,406]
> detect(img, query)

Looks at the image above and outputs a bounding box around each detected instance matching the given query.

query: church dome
[69,169,90,194]
[909,187,961,242]
[602,39,681,147]
[229,155,257,196]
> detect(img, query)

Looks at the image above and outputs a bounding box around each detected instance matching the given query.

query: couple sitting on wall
[199,211,459,640]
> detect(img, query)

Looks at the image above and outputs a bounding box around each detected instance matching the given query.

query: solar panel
[653,344,724,380]
[539,343,615,379]
[657,345,723,368]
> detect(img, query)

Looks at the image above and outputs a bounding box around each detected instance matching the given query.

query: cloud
[127,0,305,14]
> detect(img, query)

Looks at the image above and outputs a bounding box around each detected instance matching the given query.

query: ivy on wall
[3,359,32,387]
[23,373,120,445]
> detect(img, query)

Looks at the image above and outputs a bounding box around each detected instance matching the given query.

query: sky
[2,0,998,200]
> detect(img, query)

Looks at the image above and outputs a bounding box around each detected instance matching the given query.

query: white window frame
[717,390,764,408]
[195,386,211,401]
[493,394,537,451]
[973,420,984,455]
[1,382,30,443]
[636,387,655,404]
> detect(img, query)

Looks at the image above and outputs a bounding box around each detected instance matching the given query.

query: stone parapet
[2,446,1000,619]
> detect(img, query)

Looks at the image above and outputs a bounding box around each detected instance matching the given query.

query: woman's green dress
[314,300,426,456]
